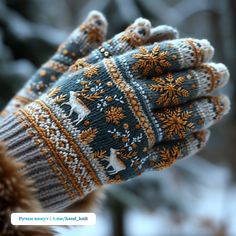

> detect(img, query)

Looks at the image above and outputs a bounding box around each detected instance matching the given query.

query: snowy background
[0,0,235,235]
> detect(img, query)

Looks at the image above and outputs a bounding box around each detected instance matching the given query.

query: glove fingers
[30,10,107,90]
[108,17,152,51]
[70,17,152,73]
[119,38,214,80]
[70,21,178,73]
[147,25,179,43]
[136,62,229,109]
[145,129,210,171]
[152,95,230,142]
[35,11,107,90]
[1,10,107,117]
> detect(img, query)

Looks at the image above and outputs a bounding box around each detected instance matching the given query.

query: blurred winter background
[0,0,235,235]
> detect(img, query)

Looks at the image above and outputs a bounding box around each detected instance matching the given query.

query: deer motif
[104,148,126,175]
[62,91,91,124]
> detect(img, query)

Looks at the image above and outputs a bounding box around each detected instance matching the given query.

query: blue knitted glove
[0,38,230,211]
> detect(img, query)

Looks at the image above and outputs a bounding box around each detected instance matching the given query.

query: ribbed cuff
[0,114,74,211]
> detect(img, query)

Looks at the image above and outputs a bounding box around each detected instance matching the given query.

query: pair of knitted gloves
[0,10,230,220]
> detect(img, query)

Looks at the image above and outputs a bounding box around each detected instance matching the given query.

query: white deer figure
[104,148,126,175]
[62,91,91,124]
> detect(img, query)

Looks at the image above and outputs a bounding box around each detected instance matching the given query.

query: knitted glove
[0,16,179,214]
[0,38,230,211]
[62,21,179,213]
[1,10,108,117]
[2,17,178,117]
[59,21,179,213]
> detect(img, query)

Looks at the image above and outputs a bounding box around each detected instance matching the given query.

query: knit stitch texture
[0,38,230,211]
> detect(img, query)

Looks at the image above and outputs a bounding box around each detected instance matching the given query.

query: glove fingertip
[134,17,152,28]
[132,17,152,39]
[153,25,179,37]
[198,39,215,62]
[148,25,179,43]
[215,94,231,117]
[85,10,108,34]
[194,129,211,149]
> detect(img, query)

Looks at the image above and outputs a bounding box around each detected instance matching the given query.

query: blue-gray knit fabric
[0,38,230,211]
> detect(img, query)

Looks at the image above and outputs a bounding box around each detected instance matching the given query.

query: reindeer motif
[104,148,126,175]
[62,91,91,124]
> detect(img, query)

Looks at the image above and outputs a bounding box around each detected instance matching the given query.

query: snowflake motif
[70,59,98,78]
[84,65,99,78]
[90,83,103,92]
[159,146,180,161]
[132,44,171,77]
[150,146,180,170]
[120,33,139,47]
[69,58,90,72]
[156,107,194,139]
[96,97,108,111]
[119,25,144,48]
[105,106,126,125]
[149,73,189,106]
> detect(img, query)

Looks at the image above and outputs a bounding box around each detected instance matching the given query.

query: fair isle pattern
[18,107,84,200]
[2,17,153,118]
[42,65,150,181]
[133,63,228,110]
[41,97,108,184]
[0,38,230,211]
[69,18,152,73]
[18,99,106,198]
[200,64,221,93]
[12,39,223,186]
[186,39,203,67]
[104,58,156,148]
[14,54,158,185]
[43,61,69,74]
[146,130,210,171]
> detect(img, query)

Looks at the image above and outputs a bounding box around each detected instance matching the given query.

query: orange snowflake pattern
[120,33,141,48]
[105,106,126,125]
[154,146,180,170]
[119,25,145,47]
[69,58,90,72]
[156,107,194,139]
[84,65,99,78]
[132,44,171,77]
[149,73,189,106]
[69,59,99,78]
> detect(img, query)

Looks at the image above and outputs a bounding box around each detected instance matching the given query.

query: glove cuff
[0,113,77,211]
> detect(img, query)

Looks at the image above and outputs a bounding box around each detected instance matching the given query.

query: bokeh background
[0,0,235,235]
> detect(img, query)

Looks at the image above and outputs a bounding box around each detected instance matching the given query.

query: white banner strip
[11,213,96,226]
